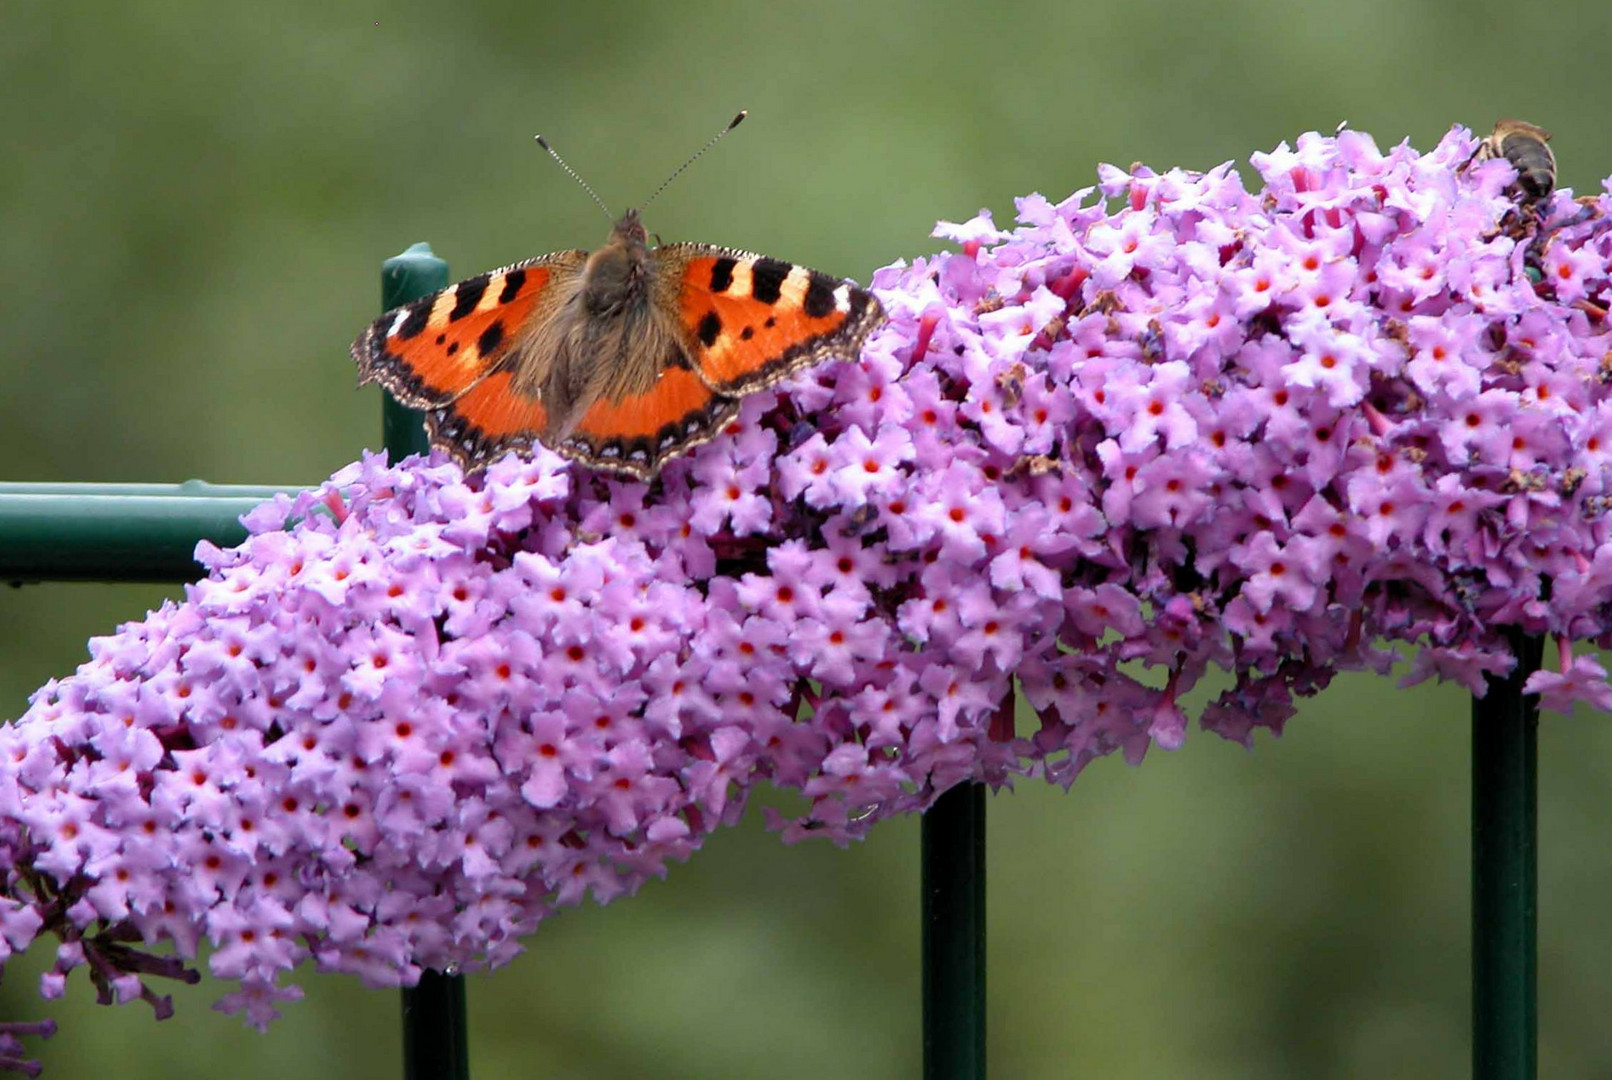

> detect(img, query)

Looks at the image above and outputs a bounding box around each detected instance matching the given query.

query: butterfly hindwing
[558,362,740,479]
[352,250,586,408]
[425,371,551,471]
[665,245,885,396]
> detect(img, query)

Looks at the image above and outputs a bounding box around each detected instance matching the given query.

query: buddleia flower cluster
[0,124,1608,1068]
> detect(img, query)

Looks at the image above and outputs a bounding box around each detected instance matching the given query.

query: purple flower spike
[3,124,1612,1049]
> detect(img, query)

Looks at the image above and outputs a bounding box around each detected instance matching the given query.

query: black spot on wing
[498,269,526,304]
[396,303,430,340]
[477,321,505,356]
[804,272,837,318]
[697,311,723,347]
[740,326,754,341]
[749,258,791,304]
[709,257,737,293]
[449,274,490,321]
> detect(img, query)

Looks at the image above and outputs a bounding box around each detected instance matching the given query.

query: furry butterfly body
[352,208,884,478]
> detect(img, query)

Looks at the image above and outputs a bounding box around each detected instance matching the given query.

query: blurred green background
[4,0,1612,1076]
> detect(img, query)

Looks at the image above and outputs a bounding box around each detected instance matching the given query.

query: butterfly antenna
[533,134,615,222]
[640,110,748,212]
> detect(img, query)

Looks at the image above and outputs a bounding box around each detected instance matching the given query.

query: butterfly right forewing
[659,244,885,397]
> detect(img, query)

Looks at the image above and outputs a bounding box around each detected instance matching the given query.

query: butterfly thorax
[516,206,680,438]
[581,210,652,316]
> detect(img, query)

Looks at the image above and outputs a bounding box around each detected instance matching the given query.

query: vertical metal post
[379,243,444,463]
[1472,632,1542,1080]
[923,782,986,1079]
[402,969,469,1080]
[378,242,469,1080]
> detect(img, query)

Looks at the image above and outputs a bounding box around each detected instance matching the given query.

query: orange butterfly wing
[424,371,552,470]
[557,365,739,479]
[351,251,585,467]
[666,247,885,395]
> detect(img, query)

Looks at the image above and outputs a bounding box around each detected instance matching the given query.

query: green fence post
[379,242,443,463]
[377,242,469,1080]
[923,782,986,1079]
[402,968,468,1080]
[1472,631,1542,1080]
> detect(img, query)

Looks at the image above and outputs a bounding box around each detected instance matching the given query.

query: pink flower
[6,123,1612,1059]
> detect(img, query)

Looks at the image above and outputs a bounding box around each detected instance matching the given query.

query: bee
[1470,119,1556,203]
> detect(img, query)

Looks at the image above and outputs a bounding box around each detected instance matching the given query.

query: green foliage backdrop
[3,0,1611,1076]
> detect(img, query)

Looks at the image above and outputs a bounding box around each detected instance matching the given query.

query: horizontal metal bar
[0,481,294,498]
[0,482,300,584]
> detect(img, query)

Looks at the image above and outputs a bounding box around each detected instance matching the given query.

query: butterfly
[351,113,885,479]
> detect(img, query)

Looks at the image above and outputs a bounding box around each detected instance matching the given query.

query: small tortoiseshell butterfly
[351,112,885,479]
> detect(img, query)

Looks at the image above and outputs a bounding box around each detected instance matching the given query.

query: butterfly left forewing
[352,250,590,467]
[657,244,885,396]
[352,250,587,408]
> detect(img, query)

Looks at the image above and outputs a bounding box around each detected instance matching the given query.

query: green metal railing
[0,242,1545,1079]
[0,482,288,584]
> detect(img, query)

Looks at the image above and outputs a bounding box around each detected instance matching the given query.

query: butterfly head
[582,209,652,315]
[611,207,649,248]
